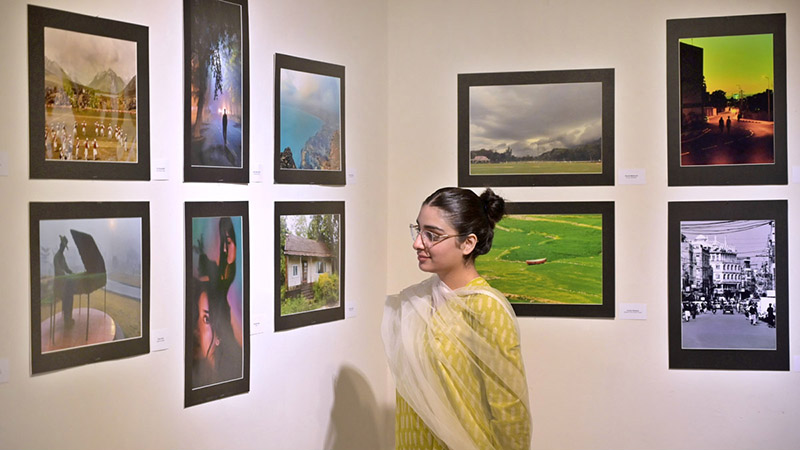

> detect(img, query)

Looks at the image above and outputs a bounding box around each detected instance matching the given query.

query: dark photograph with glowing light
[184,0,249,183]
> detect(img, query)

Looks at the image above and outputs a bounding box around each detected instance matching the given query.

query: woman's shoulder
[466,276,490,289]
[463,278,512,313]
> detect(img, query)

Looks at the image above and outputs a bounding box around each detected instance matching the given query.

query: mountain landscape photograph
[469,81,603,175]
[42,27,138,163]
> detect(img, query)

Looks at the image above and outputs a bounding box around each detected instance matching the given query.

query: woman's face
[195,291,216,362]
[413,205,470,276]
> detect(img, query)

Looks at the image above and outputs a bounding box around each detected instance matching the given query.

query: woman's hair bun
[479,188,505,227]
[422,186,506,260]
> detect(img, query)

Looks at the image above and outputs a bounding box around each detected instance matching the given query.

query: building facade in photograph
[284,234,334,299]
[685,235,712,298]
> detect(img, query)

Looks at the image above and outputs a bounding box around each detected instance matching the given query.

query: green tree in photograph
[279,216,288,288]
[306,214,340,271]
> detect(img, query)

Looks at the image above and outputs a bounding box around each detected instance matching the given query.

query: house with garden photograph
[283,234,335,300]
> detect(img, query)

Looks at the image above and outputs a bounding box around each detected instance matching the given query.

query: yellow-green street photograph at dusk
[679,33,775,166]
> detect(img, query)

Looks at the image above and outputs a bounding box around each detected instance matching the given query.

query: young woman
[382,187,531,450]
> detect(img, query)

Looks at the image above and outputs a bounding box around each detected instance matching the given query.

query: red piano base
[41,307,117,353]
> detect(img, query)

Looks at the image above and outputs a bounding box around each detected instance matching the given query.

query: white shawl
[382,275,531,450]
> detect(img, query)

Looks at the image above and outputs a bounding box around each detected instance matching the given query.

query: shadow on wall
[324,365,395,450]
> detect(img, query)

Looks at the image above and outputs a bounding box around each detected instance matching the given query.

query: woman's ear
[460,234,478,256]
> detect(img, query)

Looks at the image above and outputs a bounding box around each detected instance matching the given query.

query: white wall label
[793,355,800,372]
[0,151,8,176]
[619,303,647,320]
[618,168,646,185]
[251,313,267,335]
[251,164,263,183]
[792,166,800,184]
[151,329,169,352]
[346,302,357,319]
[152,158,169,180]
[347,167,357,185]
[0,358,9,383]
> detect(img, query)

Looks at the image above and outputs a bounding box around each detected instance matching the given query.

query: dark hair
[422,187,505,260]
[191,281,231,358]
[218,217,237,288]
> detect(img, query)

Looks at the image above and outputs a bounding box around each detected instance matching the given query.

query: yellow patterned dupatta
[382,275,531,450]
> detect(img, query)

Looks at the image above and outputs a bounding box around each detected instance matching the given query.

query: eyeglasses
[409,224,467,247]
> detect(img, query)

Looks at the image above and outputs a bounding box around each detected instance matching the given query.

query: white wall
[0,0,391,449]
[386,0,799,449]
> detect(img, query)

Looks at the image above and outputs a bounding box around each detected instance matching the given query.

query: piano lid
[69,229,107,275]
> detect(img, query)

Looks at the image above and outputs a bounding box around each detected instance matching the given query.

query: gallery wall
[386,0,800,449]
[0,0,392,449]
[2,0,799,448]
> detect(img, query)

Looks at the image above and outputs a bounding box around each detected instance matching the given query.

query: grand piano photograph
[43,229,116,352]
[30,201,150,374]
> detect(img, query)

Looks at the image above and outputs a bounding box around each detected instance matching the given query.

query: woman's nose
[412,233,425,250]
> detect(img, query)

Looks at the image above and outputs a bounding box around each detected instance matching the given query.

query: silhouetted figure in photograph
[726,117,731,133]
[53,235,74,328]
[222,108,228,148]
[718,116,724,133]
[767,304,775,328]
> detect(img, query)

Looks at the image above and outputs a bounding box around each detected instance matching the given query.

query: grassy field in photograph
[40,276,142,338]
[470,160,601,175]
[45,106,137,162]
[476,214,603,304]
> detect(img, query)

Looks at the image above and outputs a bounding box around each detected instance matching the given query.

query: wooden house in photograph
[284,234,335,299]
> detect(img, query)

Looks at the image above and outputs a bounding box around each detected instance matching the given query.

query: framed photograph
[275,202,345,331]
[458,69,614,187]
[28,5,150,180]
[668,201,788,370]
[184,0,249,183]
[30,202,150,374]
[185,202,249,406]
[667,14,787,186]
[475,202,615,318]
[274,54,346,185]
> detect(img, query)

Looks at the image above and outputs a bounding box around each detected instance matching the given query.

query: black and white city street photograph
[668,200,788,371]
[679,220,776,350]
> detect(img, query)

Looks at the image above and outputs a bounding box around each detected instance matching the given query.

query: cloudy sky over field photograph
[469,82,602,157]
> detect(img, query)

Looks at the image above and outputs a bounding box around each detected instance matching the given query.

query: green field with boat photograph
[476,214,603,304]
